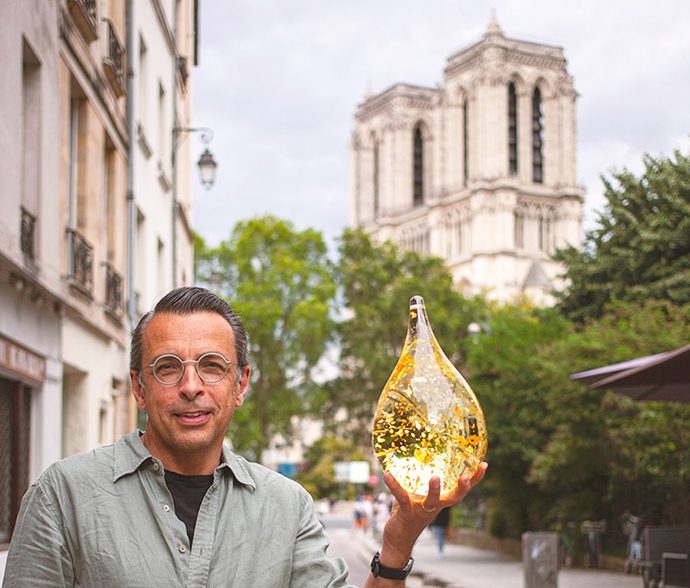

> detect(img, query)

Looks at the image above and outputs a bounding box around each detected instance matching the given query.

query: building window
[158,81,167,168]
[67,88,94,294]
[508,82,518,176]
[463,98,469,185]
[0,377,31,544]
[138,34,148,131]
[532,87,544,183]
[539,215,552,252]
[413,126,424,205]
[514,210,524,248]
[21,38,41,261]
[457,221,462,255]
[372,136,380,218]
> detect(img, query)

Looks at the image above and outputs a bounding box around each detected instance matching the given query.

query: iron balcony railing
[67,0,98,43]
[103,262,123,317]
[66,228,94,294]
[103,19,125,97]
[20,207,36,261]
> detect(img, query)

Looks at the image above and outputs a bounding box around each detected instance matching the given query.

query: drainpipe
[67,99,78,277]
[171,1,179,288]
[125,0,137,327]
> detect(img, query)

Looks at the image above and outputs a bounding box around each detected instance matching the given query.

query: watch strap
[370,550,414,580]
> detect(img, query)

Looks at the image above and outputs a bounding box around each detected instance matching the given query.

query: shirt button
[152,462,160,472]
[163,504,170,512]
[178,545,187,553]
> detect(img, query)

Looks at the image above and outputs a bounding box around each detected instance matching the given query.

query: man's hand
[364,463,487,586]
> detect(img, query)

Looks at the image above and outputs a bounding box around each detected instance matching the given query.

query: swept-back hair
[130,286,249,372]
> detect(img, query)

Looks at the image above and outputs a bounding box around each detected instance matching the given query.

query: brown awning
[570,344,690,403]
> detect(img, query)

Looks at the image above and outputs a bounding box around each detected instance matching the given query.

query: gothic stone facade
[351,18,584,302]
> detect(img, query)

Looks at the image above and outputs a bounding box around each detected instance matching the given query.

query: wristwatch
[370,551,414,580]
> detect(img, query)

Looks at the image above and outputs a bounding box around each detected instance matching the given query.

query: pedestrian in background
[429,506,452,558]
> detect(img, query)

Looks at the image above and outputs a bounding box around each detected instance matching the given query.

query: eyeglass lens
[152,353,229,384]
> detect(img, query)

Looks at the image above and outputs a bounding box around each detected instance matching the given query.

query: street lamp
[171,126,217,287]
[197,147,217,190]
[174,126,218,190]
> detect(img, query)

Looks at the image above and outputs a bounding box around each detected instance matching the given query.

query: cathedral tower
[351,15,584,302]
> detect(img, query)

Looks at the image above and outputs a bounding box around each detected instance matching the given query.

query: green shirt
[3,431,352,587]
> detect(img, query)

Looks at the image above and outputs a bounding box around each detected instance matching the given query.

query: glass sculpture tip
[409,295,425,309]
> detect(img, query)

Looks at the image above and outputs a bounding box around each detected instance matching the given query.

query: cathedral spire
[364,82,374,100]
[485,9,504,38]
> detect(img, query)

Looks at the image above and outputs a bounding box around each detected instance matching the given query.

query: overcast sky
[190,0,690,249]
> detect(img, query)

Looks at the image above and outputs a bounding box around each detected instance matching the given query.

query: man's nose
[178,363,204,398]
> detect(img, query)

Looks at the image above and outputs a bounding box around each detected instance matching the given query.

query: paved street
[322,503,643,588]
[407,531,642,588]
[322,507,372,586]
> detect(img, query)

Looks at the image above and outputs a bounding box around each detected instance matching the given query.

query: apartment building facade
[0,0,198,559]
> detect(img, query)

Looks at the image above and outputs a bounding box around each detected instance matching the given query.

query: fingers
[383,462,488,512]
[437,461,488,506]
[421,476,441,512]
[382,471,408,508]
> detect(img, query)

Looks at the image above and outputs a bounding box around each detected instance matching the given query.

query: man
[4,287,486,587]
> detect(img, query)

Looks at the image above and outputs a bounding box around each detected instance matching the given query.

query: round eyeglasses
[147,352,237,385]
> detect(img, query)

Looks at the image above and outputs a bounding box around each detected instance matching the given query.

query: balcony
[103,262,123,320]
[177,55,189,87]
[20,207,36,262]
[67,228,94,295]
[67,0,98,43]
[103,19,125,97]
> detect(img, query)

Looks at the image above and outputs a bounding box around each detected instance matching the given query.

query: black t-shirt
[164,470,214,545]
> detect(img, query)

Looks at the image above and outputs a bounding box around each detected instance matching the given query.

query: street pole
[171,126,215,288]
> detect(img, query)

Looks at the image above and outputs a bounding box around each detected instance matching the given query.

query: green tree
[466,298,690,541]
[195,216,336,462]
[465,303,570,537]
[530,299,690,527]
[297,435,367,500]
[555,149,690,322]
[326,229,485,449]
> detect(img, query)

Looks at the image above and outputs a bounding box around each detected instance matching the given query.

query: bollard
[522,531,559,588]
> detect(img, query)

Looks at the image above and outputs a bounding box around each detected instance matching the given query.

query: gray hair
[130,286,249,373]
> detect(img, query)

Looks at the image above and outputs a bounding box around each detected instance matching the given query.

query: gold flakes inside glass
[372,296,487,497]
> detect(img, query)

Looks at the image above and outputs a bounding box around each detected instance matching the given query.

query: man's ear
[233,365,251,408]
[130,370,147,412]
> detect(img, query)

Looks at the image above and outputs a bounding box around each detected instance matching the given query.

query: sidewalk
[361,529,642,588]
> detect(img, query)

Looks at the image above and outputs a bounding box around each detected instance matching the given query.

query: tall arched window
[532,87,544,183]
[508,82,518,176]
[514,209,524,248]
[372,137,380,218]
[413,126,424,205]
[463,98,469,185]
[539,214,552,252]
[457,219,463,255]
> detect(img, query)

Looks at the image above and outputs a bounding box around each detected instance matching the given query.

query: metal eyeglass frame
[147,352,237,385]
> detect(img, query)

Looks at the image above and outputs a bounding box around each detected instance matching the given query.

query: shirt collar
[219,443,257,491]
[113,430,256,491]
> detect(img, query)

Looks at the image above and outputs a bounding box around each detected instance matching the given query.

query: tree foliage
[465,303,570,536]
[325,229,486,449]
[555,149,690,322]
[466,297,690,541]
[195,216,336,462]
[297,434,367,500]
[530,300,690,526]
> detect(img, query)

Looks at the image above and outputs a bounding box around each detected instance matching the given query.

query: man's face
[131,311,250,469]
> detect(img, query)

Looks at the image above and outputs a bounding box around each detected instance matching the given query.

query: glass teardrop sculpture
[372,295,487,497]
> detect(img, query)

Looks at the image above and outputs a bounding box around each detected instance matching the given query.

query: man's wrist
[377,546,412,569]
[370,551,414,580]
